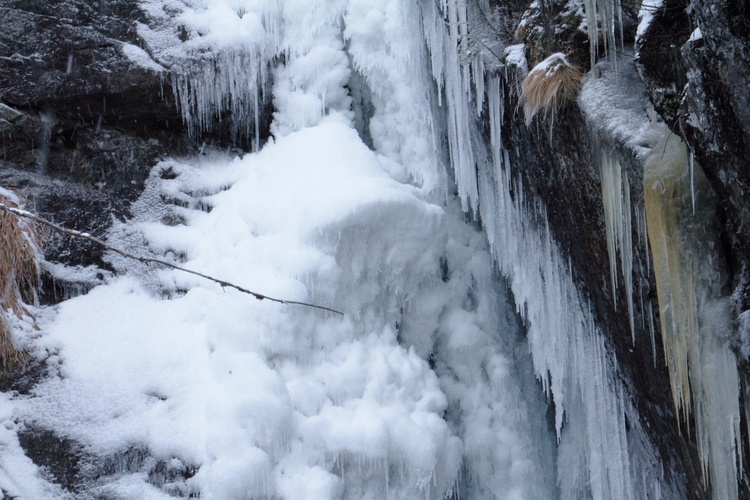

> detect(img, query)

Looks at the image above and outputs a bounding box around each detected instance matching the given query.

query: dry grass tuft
[520,53,582,126]
[0,193,40,373]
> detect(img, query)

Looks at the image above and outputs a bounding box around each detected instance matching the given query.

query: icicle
[474,55,485,115]
[600,150,635,341]
[689,149,696,214]
[648,300,657,367]
[582,0,621,71]
[423,0,479,213]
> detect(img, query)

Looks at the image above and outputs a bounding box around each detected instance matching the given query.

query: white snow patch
[121,42,166,73]
[636,0,664,42]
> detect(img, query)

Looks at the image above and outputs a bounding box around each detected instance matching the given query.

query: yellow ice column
[644,131,741,498]
[643,133,697,421]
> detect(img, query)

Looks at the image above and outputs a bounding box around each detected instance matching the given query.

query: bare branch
[0,203,344,316]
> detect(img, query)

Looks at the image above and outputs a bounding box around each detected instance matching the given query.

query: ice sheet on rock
[41,261,110,302]
[644,130,741,499]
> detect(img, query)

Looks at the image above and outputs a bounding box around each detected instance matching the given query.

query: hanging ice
[644,130,742,500]
[136,0,282,146]
[4,0,556,498]
[600,150,635,341]
[582,0,622,69]
[426,0,672,493]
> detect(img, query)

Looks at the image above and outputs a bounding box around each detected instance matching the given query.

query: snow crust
[579,56,661,156]
[121,42,167,73]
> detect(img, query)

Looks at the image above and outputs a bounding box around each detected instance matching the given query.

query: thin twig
[0,203,344,316]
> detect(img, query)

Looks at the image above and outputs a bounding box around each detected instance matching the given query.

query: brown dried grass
[0,194,40,373]
[520,53,582,126]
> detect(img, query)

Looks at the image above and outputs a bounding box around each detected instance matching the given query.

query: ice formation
[600,150,635,340]
[644,131,742,499]
[582,0,622,69]
[581,52,743,499]
[136,0,282,146]
[4,0,742,498]
[3,0,554,498]
[425,1,671,495]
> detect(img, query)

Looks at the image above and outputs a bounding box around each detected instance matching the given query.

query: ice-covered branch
[0,204,343,316]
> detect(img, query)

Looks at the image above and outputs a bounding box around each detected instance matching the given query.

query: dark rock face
[682,0,750,318]
[634,0,691,129]
[0,0,188,302]
[16,428,83,492]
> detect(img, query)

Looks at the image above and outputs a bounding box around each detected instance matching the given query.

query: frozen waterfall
[0,0,706,498]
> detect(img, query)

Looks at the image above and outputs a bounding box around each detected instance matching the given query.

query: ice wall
[423,2,671,497]
[644,131,741,499]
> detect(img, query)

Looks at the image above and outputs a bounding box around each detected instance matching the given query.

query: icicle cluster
[423,2,671,496]
[137,0,282,146]
[582,0,623,69]
[421,0,479,213]
[600,150,635,341]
